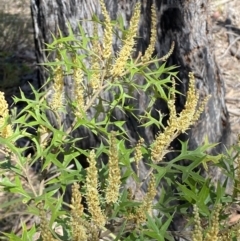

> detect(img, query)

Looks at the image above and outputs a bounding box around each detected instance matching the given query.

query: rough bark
[30,0,232,238]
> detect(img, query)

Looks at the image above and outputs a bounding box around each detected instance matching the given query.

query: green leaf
[159,214,173,237]
[145,213,164,240]
[177,182,198,203]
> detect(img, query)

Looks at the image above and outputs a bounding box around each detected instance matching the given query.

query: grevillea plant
[0,1,239,241]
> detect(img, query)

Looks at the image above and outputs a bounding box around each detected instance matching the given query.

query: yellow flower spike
[177,72,208,134]
[0,91,13,138]
[73,55,83,85]
[141,2,157,62]
[160,41,175,62]
[72,55,85,118]
[89,23,103,90]
[219,232,231,241]
[38,203,58,241]
[111,2,141,77]
[99,0,113,60]
[151,85,179,162]
[71,183,84,217]
[90,23,101,90]
[134,138,144,177]
[71,224,87,241]
[167,79,178,129]
[70,183,87,241]
[142,174,156,214]
[90,61,101,90]
[192,205,203,241]
[151,126,176,163]
[1,124,13,139]
[0,92,9,118]
[50,59,64,111]
[131,174,157,225]
[177,72,199,132]
[151,80,178,163]
[204,204,221,241]
[106,131,121,204]
[86,150,106,227]
[151,73,207,163]
[192,95,209,124]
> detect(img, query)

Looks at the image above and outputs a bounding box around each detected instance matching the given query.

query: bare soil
[210,0,240,142]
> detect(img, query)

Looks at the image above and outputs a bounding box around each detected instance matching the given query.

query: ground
[0,0,240,238]
[210,0,240,142]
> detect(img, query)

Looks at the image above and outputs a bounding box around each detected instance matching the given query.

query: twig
[228,109,240,116]
[219,36,240,59]
[225,97,240,101]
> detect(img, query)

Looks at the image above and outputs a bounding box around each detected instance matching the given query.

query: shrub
[0,1,239,241]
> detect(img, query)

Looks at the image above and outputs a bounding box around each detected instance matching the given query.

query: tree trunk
[30,0,232,238]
